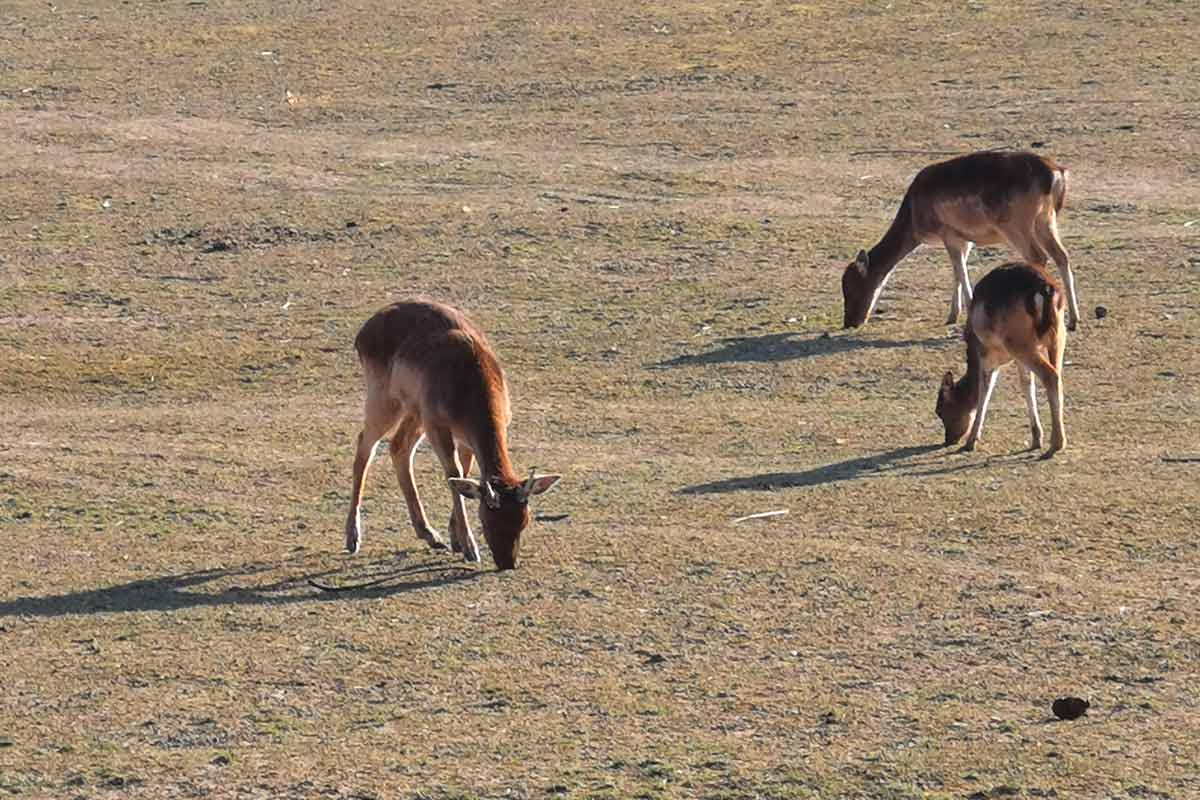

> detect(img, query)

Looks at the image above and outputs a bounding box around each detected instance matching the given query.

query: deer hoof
[345,518,363,555]
[1041,440,1065,460]
[1067,318,1078,332]
[417,526,448,551]
[460,535,481,564]
[958,442,977,454]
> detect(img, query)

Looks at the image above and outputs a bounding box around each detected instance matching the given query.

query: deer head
[935,371,975,445]
[448,469,561,570]
[841,249,873,328]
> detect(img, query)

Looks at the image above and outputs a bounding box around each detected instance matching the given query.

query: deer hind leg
[944,237,974,324]
[1040,215,1079,331]
[425,426,481,563]
[1035,321,1068,457]
[346,384,403,554]
[961,367,1000,453]
[1030,354,1066,458]
[388,417,448,552]
[1014,363,1043,451]
[1002,223,1050,269]
[447,443,476,555]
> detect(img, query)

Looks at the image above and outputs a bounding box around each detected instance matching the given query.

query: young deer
[842,150,1080,330]
[345,300,561,570]
[936,262,1068,458]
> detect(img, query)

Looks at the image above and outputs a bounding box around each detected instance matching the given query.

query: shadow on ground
[676,443,1018,494]
[0,552,481,619]
[657,331,949,367]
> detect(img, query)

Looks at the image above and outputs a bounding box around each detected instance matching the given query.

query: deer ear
[520,474,561,500]
[854,249,869,275]
[448,477,483,500]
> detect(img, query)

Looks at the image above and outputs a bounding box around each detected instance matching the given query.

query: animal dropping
[344,299,562,570]
[842,151,1081,330]
[1052,697,1090,720]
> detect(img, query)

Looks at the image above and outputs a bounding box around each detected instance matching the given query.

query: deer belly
[931,198,1006,245]
[974,332,1017,372]
[385,363,428,410]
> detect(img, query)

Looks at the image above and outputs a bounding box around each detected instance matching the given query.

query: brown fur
[936,263,1068,457]
[345,299,560,570]
[842,150,1079,330]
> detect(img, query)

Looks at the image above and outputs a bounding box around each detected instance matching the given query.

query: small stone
[1095,305,1108,319]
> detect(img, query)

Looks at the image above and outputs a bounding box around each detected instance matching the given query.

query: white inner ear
[448,477,483,500]
[525,474,562,497]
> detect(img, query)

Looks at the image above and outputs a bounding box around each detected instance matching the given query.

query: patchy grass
[2,0,1199,798]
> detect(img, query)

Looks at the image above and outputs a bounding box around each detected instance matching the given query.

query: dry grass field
[2,1,1199,797]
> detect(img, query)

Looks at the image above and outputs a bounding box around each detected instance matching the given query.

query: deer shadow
[0,551,482,620]
[679,442,1049,495]
[679,443,950,494]
[657,331,948,367]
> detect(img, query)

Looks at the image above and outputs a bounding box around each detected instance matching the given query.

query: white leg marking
[1017,365,1042,449]
[964,368,1000,450]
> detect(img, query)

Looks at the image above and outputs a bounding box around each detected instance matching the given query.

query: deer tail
[1051,167,1069,214]
[1031,283,1060,337]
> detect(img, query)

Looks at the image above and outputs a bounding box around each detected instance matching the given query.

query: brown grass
[2,1,1199,798]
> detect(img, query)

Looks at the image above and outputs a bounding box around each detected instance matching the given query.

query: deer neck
[956,333,983,406]
[865,197,920,289]
[464,404,518,485]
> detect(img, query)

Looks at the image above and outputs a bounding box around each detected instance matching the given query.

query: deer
[936,262,1068,459]
[841,150,1080,331]
[344,299,561,570]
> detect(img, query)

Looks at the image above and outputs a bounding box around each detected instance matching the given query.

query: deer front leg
[426,426,481,563]
[961,367,999,453]
[447,443,476,555]
[389,420,448,551]
[944,238,974,325]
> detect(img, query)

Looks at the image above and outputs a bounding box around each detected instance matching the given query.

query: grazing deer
[936,262,1067,458]
[842,150,1080,330]
[345,300,561,570]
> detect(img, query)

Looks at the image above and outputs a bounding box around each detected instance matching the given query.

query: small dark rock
[201,239,236,253]
[1052,696,1090,720]
[1095,305,1108,319]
